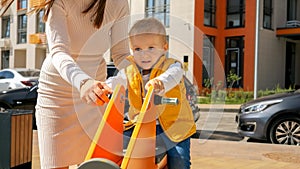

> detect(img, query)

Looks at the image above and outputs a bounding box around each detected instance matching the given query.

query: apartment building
[0,0,47,69]
[132,0,300,91]
[195,0,300,91]
[1,0,299,91]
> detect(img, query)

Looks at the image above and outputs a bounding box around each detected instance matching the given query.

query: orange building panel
[276,28,300,37]
[29,0,45,8]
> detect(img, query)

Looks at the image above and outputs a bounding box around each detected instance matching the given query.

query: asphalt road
[193,111,246,142]
[193,111,272,144]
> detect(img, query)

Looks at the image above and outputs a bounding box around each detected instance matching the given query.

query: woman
[32,0,130,168]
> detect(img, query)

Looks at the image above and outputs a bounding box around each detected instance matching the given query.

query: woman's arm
[46,1,91,92]
[46,1,112,105]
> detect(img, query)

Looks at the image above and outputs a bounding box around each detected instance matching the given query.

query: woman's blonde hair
[1,0,107,28]
[129,17,167,42]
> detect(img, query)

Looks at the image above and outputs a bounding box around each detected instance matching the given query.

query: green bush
[197,85,294,104]
[199,71,294,104]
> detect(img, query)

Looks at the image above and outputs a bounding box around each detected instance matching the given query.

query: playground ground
[32,130,300,169]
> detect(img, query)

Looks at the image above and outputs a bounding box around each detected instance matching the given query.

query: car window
[0,71,14,79]
[0,72,5,79]
[18,70,40,77]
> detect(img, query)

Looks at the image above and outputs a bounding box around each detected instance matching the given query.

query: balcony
[286,20,300,28]
[276,20,300,40]
[29,0,46,8]
[0,39,11,48]
[29,33,47,44]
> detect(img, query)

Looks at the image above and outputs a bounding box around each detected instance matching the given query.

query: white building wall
[27,8,38,68]
[258,29,286,90]
[35,48,46,69]
[169,0,194,81]
[128,0,145,16]
[295,44,300,87]
[275,0,287,27]
[9,3,18,68]
[128,0,145,27]
[257,0,300,90]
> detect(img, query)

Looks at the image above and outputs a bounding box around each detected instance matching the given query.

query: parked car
[0,64,115,130]
[0,68,40,91]
[236,89,300,145]
[0,84,38,129]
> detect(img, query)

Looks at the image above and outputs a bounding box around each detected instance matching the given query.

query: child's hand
[145,79,165,94]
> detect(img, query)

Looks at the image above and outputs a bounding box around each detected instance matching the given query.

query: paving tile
[31,127,300,169]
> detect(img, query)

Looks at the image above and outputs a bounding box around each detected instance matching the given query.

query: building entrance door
[225,48,241,87]
[285,42,296,88]
[1,50,9,69]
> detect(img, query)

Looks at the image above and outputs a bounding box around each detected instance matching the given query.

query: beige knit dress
[35,0,130,168]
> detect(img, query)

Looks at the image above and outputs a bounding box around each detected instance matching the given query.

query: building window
[204,0,216,27]
[287,0,297,21]
[202,36,215,87]
[263,0,273,29]
[18,0,27,10]
[1,50,9,69]
[37,10,45,33]
[226,0,245,28]
[225,36,244,88]
[2,16,10,38]
[145,0,170,27]
[18,13,27,44]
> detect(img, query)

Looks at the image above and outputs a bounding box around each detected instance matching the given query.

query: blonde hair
[129,18,167,41]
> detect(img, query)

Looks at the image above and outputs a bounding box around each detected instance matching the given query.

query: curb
[198,104,241,113]
[199,108,239,113]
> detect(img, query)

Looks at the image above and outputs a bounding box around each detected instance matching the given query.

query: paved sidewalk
[191,139,300,169]
[32,103,299,169]
[32,130,300,169]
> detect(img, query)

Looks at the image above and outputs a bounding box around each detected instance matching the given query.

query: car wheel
[269,116,300,145]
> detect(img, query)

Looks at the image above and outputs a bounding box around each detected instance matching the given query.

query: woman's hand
[80,79,113,105]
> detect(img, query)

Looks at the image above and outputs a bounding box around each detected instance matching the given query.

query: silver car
[236,89,300,145]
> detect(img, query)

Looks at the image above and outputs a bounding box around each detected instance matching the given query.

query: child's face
[130,34,168,70]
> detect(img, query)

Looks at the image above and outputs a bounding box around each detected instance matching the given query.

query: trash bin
[0,109,33,169]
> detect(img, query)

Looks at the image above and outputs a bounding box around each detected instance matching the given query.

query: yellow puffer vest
[126,55,196,142]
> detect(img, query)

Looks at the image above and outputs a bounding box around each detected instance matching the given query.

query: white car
[0,68,40,90]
